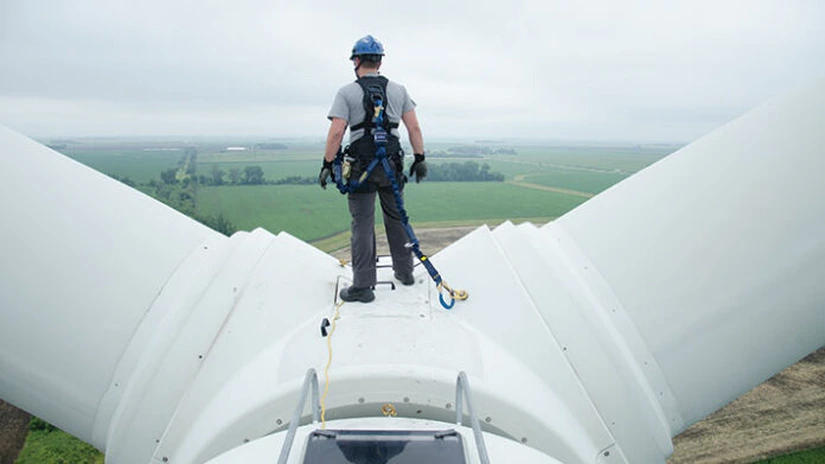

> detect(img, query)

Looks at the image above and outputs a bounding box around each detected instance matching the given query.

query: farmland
[50,138,673,244]
[58,147,181,184]
[197,181,588,242]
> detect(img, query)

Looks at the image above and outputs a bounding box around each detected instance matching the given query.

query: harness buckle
[373,128,387,146]
[342,156,354,179]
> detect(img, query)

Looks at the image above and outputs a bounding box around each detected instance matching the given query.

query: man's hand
[319,159,335,189]
[409,153,427,183]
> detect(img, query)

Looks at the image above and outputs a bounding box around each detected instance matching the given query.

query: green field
[196,182,588,242]
[521,170,631,194]
[197,184,351,240]
[404,182,586,224]
[756,447,825,463]
[197,144,321,163]
[60,148,181,184]
[16,428,103,464]
[504,144,673,171]
[56,138,673,244]
[199,159,319,182]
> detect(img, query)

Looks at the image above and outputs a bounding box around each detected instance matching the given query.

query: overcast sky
[1,0,823,143]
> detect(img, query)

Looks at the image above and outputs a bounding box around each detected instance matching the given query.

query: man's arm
[324,118,348,162]
[401,109,424,154]
[402,108,427,182]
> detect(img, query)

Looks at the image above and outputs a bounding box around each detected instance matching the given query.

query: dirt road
[507,175,595,198]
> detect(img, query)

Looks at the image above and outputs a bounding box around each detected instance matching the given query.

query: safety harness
[333,77,468,309]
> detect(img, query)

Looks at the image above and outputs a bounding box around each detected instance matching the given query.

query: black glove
[319,159,334,189]
[409,153,427,183]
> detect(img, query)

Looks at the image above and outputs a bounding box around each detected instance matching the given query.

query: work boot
[394,271,415,286]
[339,286,375,303]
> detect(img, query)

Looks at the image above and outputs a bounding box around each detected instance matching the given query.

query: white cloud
[1,0,823,142]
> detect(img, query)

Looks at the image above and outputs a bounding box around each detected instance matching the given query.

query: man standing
[319,34,428,303]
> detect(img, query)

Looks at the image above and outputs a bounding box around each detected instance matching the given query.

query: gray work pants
[348,186,414,288]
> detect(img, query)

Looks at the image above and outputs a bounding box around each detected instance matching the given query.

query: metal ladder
[276,369,490,464]
[277,369,320,464]
[456,371,491,464]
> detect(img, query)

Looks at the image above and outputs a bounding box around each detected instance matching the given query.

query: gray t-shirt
[327,72,416,143]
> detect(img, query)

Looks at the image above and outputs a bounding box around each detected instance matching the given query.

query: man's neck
[357,67,380,78]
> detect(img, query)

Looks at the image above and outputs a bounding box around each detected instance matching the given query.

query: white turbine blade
[0,125,220,446]
[553,79,825,432]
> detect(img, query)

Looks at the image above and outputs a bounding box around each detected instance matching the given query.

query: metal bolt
[604,450,610,457]
[521,437,527,444]
[358,397,365,404]
[403,397,410,403]
[485,417,491,423]
[276,419,282,425]
[162,458,168,463]
[445,403,452,409]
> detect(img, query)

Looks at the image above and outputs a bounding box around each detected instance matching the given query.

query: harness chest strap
[350,75,399,132]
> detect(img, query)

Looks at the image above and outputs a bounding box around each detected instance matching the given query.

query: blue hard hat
[350,35,385,59]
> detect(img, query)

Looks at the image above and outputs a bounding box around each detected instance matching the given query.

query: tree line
[427,161,505,182]
[195,165,314,186]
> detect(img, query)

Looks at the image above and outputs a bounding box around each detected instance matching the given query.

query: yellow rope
[320,301,343,429]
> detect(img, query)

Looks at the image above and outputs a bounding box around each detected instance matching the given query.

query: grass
[508,144,676,171]
[754,446,825,463]
[403,182,585,223]
[434,148,668,181]
[199,159,319,181]
[15,429,103,464]
[197,145,321,163]
[196,182,586,242]
[196,184,352,241]
[59,148,180,184]
[521,170,631,194]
